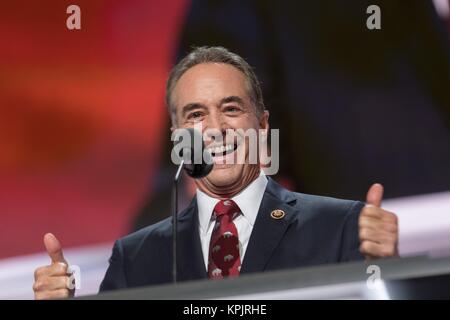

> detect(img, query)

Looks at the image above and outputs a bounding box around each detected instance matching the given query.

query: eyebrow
[180,96,245,118]
[219,96,244,106]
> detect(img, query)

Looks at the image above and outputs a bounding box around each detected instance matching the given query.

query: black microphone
[171,128,213,283]
[175,127,214,178]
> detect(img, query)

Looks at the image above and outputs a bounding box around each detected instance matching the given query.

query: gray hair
[165,46,265,125]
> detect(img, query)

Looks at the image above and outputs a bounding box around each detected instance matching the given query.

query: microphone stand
[172,159,184,283]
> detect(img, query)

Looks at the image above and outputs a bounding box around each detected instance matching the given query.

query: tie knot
[213,199,241,219]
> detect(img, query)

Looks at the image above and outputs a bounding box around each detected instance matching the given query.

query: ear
[259,110,270,132]
[170,116,178,132]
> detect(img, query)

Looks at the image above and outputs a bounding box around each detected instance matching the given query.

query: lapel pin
[270,209,285,220]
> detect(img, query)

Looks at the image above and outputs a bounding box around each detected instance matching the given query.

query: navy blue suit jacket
[99,178,364,292]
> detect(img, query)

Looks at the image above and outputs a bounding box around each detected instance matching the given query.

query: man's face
[172,63,269,198]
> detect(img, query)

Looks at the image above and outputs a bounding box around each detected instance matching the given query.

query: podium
[85,255,450,299]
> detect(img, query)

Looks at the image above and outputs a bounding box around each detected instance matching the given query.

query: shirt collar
[196,171,268,234]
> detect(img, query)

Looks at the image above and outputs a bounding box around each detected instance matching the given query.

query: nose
[203,111,227,144]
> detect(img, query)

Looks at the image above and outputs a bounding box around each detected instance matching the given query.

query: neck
[196,166,261,199]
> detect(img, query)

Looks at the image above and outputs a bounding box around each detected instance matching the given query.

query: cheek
[230,114,260,131]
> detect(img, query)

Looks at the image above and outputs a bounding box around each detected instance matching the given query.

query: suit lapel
[176,198,208,282]
[241,178,298,274]
[174,178,299,279]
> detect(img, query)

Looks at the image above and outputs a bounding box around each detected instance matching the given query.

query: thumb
[366,183,384,207]
[43,233,66,264]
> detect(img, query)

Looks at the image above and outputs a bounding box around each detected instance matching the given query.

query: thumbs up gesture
[33,233,75,299]
[359,183,399,260]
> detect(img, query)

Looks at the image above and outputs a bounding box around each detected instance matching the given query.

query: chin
[207,165,242,187]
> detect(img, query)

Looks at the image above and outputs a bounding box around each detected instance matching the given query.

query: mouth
[205,143,239,158]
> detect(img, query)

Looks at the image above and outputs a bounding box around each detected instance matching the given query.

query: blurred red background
[0,0,188,258]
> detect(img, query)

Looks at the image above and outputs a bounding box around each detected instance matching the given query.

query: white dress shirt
[196,171,268,270]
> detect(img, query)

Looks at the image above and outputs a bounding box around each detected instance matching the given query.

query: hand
[359,183,399,260]
[33,233,75,300]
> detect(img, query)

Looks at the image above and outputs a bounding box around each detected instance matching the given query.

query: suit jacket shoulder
[99,200,198,292]
[291,191,365,233]
[240,178,365,274]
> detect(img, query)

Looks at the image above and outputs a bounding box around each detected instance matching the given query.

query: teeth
[207,144,234,155]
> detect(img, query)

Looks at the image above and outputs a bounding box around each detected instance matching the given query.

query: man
[33,47,398,299]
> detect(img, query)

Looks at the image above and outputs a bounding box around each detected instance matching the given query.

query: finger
[34,263,68,280]
[33,276,69,292]
[360,205,384,219]
[359,216,398,233]
[44,233,66,264]
[361,206,398,226]
[366,183,384,207]
[359,228,381,244]
[359,227,397,244]
[381,210,398,224]
[360,241,383,258]
[359,215,384,229]
[360,240,397,258]
[35,289,70,300]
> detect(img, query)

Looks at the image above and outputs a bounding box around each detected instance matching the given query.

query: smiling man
[33,47,398,299]
[171,61,268,199]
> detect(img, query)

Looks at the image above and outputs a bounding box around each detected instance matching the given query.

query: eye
[187,111,204,120]
[224,106,240,113]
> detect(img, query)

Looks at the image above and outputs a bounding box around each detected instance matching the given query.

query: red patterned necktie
[208,199,242,279]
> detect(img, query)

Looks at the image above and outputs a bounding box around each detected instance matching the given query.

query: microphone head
[173,128,214,179]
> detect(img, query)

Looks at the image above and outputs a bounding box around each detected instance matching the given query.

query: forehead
[172,63,249,108]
